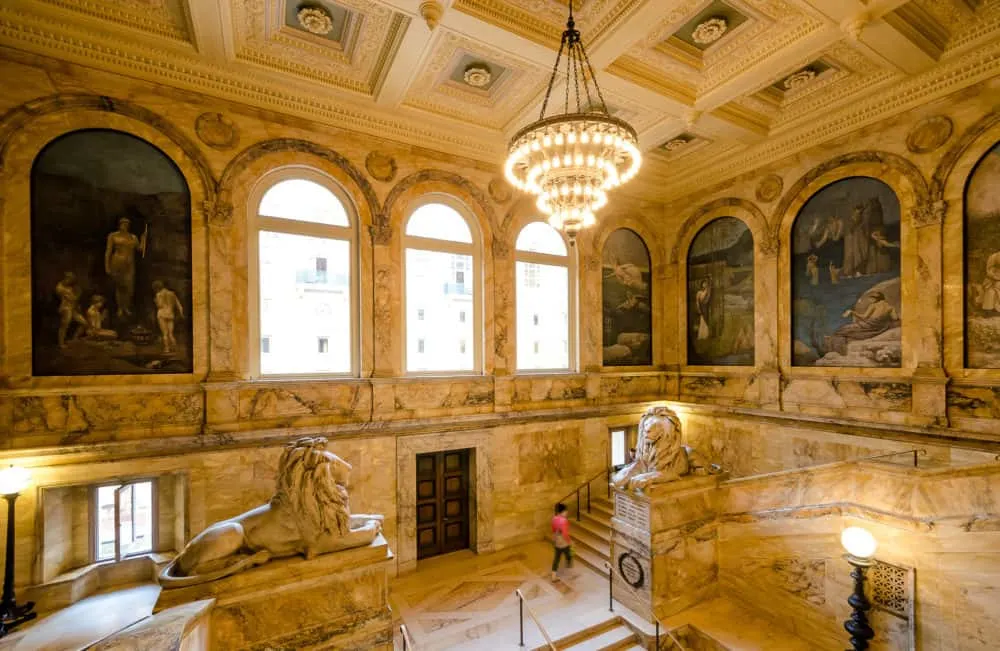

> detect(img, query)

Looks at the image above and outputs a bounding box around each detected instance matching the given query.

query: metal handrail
[400,623,417,651]
[602,561,687,651]
[515,588,557,650]
[556,466,612,522]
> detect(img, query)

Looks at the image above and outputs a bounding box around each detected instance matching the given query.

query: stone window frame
[401,193,485,375]
[246,165,360,379]
[513,220,578,373]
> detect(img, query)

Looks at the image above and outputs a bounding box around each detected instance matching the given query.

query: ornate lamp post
[0,465,35,637]
[841,526,877,651]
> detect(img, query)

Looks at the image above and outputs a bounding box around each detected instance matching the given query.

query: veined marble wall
[0,49,666,589]
[659,77,1000,444]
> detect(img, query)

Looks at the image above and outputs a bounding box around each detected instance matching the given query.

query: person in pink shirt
[550,503,572,580]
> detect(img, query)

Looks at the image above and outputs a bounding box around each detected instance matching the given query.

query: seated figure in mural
[84,295,118,340]
[611,406,719,493]
[835,291,900,340]
[975,250,1000,314]
[160,437,383,587]
[55,272,89,347]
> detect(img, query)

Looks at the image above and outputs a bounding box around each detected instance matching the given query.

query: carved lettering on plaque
[615,492,650,531]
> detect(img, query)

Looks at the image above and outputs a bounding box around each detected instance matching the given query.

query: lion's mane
[271,437,351,544]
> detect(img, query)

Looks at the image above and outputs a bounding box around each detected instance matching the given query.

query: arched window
[516,221,574,371]
[250,168,356,376]
[404,199,481,373]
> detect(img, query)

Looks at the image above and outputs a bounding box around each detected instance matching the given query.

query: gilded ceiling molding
[0,93,217,198]
[382,170,495,248]
[669,197,768,264]
[217,138,380,233]
[772,151,930,231]
[929,108,1000,201]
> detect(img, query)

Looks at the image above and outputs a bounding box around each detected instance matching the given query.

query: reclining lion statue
[160,437,383,587]
[612,406,719,493]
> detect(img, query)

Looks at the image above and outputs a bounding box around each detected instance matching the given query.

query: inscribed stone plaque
[615,492,650,531]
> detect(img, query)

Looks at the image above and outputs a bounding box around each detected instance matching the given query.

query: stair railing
[515,588,557,649]
[602,561,688,651]
[556,466,611,521]
[400,623,417,650]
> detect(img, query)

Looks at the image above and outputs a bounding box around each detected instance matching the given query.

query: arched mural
[602,228,652,366]
[965,141,1000,368]
[791,177,901,367]
[687,217,754,366]
[31,129,192,375]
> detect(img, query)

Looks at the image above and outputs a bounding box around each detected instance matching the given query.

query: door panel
[416,449,470,559]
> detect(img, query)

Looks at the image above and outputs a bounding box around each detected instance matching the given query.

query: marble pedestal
[610,476,724,621]
[155,535,394,650]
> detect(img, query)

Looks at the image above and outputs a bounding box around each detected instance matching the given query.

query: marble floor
[390,542,821,651]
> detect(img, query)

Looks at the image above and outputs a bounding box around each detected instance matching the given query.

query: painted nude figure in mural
[974,250,1000,314]
[56,272,88,347]
[105,217,147,318]
[85,295,118,340]
[153,280,184,353]
[695,278,712,341]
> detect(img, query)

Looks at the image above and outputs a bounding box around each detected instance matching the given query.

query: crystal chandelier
[504,1,641,242]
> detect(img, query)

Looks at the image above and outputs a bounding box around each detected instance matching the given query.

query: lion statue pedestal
[155,437,393,650]
[607,407,726,622]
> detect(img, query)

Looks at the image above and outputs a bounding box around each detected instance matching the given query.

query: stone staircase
[533,616,643,651]
[571,495,613,574]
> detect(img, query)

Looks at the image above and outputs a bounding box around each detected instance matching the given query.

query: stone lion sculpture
[160,437,383,587]
[611,406,719,493]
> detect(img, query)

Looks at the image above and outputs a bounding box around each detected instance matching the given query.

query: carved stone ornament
[419,0,444,29]
[611,406,720,493]
[488,177,512,203]
[783,68,817,90]
[755,174,783,203]
[618,552,645,588]
[463,63,492,88]
[297,5,335,35]
[365,151,397,182]
[194,112,239,150]
[912,199,948,227]
[159,437,384,587]
[906,115,953,154]
[691,16,729,45]
[663,137,691,151]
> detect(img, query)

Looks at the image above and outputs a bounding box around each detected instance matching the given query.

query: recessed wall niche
[791,177,902,367]
[30,129,193,375]
[964,140,1000,368]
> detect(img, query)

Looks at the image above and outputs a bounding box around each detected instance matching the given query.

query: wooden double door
[416,449,471,560]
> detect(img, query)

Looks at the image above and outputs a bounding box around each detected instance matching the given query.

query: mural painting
[791,177,901,367]
[31,129,193,375]
[687,217,755,366]
[602,228,652,366]
[966,141,1000,368]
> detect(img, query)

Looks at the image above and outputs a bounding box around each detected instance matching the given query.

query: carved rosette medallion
[755,174,783,203]
[663,138,690,152]
[365,151,397,182]
[195,112,239,150]
[488,177,512,203]
[463,63,492,88]
[783,69,816,90]
[691,17,728,45]
[906,115,953,154]
[297,5,334,35]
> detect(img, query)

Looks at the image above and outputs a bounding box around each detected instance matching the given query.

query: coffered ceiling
[2,0,1000,203]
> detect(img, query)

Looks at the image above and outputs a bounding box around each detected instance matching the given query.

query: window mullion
[404,237,475,255]
[515,251,568,266]
[113,485,122,562]
[256,216,351,239]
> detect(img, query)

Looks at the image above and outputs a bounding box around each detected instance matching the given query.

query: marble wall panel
[598,372,664,404]
[510,374,588,409]
[235,382,372,425]
[678,372,756,405]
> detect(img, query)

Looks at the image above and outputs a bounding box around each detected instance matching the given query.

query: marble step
[581,509,612,529]
[576,515,612,543]
[572,544,609,575]
[588,499,614,519]
[535,617,621,651]
[573,525,610,560]
[564,624,638,651]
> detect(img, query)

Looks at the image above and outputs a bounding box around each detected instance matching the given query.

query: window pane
[259,231,351,374]
[405,204,473,243]
[259,179,349,226]
[406,249,474,371]
[516,222,567,256]
[516,261,569,370]
[611,430,626,467]
[119,481,153,557]
[96,485,118,561]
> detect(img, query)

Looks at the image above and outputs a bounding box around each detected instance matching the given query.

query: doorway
[416,449,471,560]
